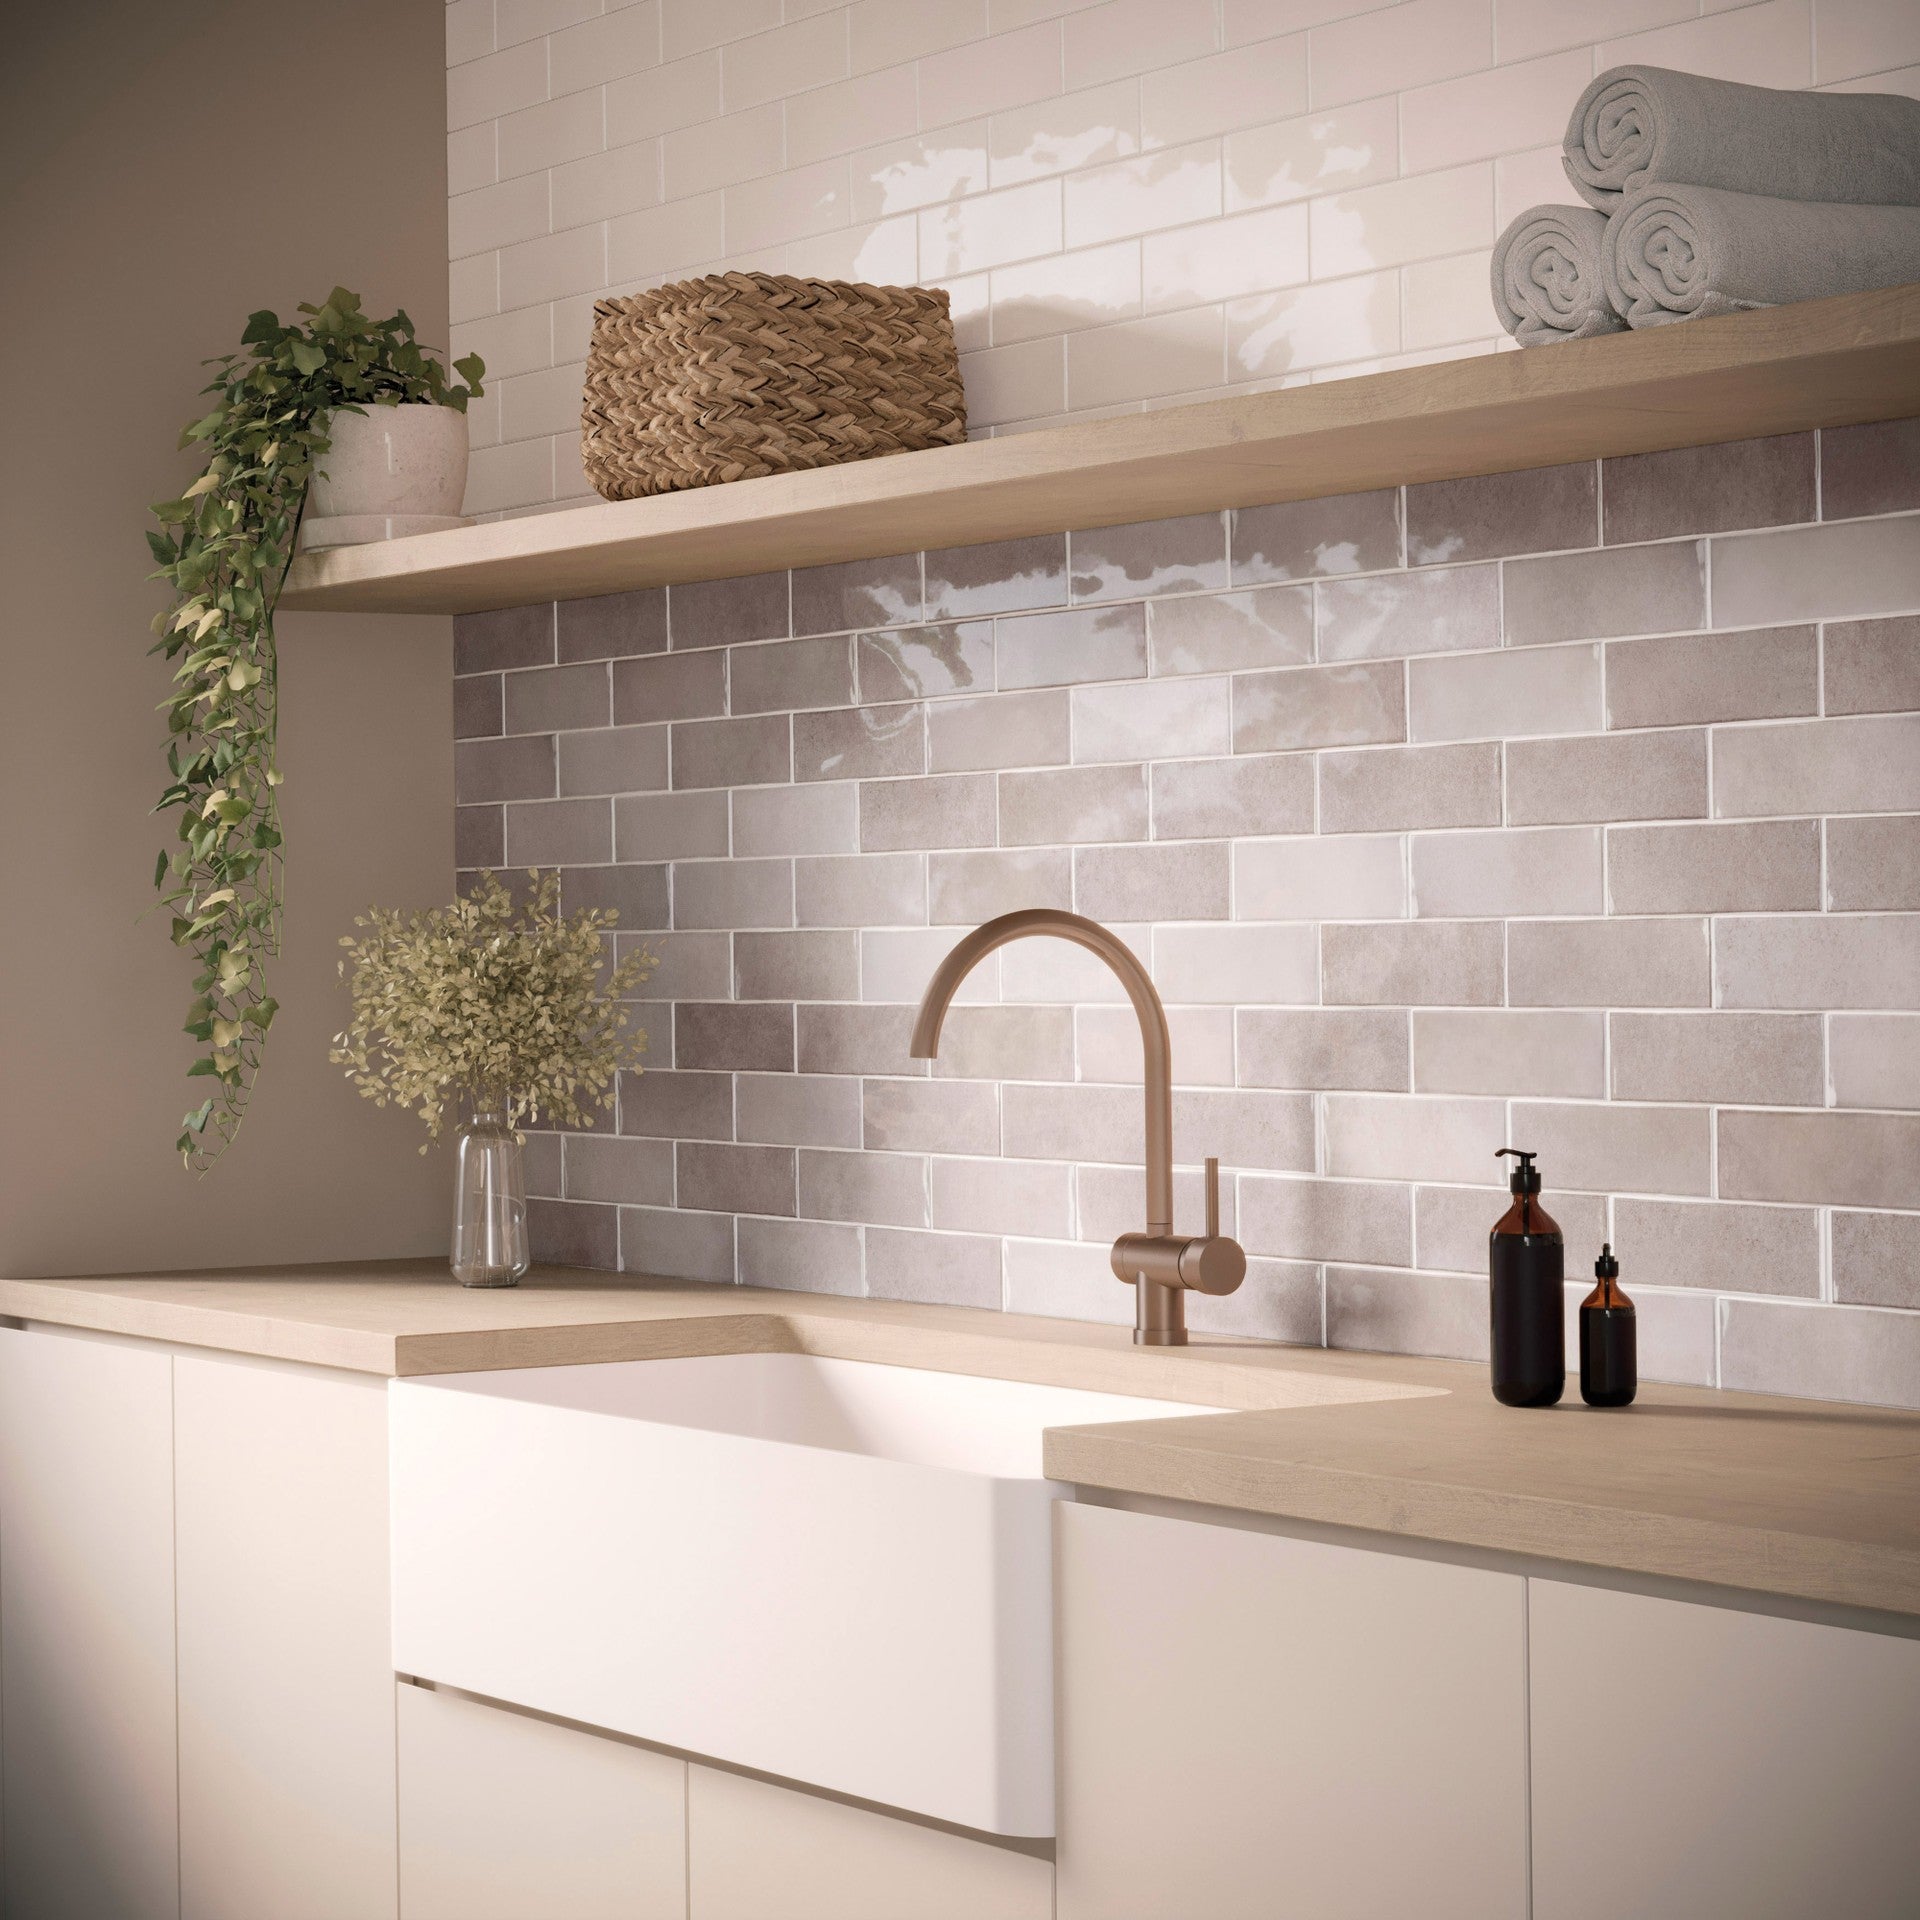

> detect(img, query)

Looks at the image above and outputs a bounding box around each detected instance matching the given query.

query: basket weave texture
[581,271,968,500]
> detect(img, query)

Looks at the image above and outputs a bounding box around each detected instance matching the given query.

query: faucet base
[1133,1275,1187,1347]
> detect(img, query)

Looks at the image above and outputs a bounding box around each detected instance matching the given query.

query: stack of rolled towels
[1492,64,1920,345]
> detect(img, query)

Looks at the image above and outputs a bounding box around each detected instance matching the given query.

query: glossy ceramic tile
[1063,139,1223,248]
[1224,95,1396,211]
[1226,268,1399,376]
[1310,161,1493,278]
[1141,35,1308,148]
[854,124,990,222]
[452,77,1920,1410]
[1398,47,1592,172]
[1310,0,1492,107]
[1141,204,1309,310]
[990,242,1141,344]
[919,177,1062,276]
[988,79,1141,188]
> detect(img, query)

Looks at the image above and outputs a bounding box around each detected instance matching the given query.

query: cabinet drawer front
[1530,1579,1920,1920]
[1056,1503,1528,1920]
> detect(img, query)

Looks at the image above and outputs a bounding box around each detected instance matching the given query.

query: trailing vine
[148,288,483,1169]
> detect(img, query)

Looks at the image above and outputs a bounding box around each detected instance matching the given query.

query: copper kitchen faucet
[910,909,1247,1347]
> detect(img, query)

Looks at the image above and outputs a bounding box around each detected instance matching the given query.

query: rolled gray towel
[1490,204,1626,345]
[1601,182,1920,328]
[1565,64,1920,210]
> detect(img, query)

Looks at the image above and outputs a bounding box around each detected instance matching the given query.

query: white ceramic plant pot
[301,401,472,548]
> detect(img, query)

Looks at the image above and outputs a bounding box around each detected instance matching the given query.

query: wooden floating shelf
[280,284,1920,616]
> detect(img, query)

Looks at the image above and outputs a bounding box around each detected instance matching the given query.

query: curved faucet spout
[910,909,1173,1237]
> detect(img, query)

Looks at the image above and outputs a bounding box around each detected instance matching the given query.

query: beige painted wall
[0,1,454,1274]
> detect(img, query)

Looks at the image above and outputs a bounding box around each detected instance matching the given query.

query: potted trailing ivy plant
[331,872,652,1286]
[148,290,483,1169]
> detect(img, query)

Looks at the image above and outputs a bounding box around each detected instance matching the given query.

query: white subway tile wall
[454,428,1920,1408]
[445,0,1920,516]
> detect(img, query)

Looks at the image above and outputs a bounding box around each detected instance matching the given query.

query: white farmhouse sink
[389,1353,1223,1837]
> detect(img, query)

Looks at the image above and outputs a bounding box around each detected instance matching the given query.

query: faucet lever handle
[1204,1156,1220,1238]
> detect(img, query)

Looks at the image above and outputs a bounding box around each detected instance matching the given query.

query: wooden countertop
[5,1263,1916,1621]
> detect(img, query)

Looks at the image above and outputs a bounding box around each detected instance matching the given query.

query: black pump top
[1496,1147,1541,1194]
[1595,1243,1619,1279]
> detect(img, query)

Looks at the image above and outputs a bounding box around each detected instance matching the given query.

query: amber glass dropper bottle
[1579,1244,1637,1408]
[1490,1148,1565,1407]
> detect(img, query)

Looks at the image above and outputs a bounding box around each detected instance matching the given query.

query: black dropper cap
[1496,1147,1541,1194]
[1595,1243,1619,1279]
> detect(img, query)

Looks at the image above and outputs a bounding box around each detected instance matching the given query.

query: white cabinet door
[1056,1502,1529,1920]
[398,1683,687,1918]
[174,1353,396,1920]
[1531,1579,1920,1920]
[687,1764,1054,1920]
[0,1328,179,1920]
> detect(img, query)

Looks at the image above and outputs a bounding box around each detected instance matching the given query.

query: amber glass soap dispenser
[1580,1244,1637,1407]
[1490,1148,1564,1407]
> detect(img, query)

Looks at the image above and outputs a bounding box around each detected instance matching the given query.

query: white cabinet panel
[1531,1579,1920,1920]
[687,1763,1054,1920]
[0,1328,178,1920]
[174,1354,396,1920]
[1056,1502,1528,1920]
[398,1683,686,1918]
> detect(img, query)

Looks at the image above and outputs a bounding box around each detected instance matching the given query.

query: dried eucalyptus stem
[332,871,651,1147]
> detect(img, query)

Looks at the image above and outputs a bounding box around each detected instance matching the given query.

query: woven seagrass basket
[581,271,967,500]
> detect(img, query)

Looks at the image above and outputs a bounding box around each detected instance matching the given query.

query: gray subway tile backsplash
[612,649,727,725]
[1149,584,1312,676]
[455,732,556,804]
[1709,513,1920,628]
[859,772,996,853]
[1603,625,1817,731]
[792,553,922,636]
[671,713,792,789]
[1601,433,1814,544]
[504,796,612,866]
[1231,659,1405,754]
[857,622,994,702]
[454,602,554,673]
[557,723,669,797]
[1605,819,1821,916]
[669,570,789,649]
[473,452,1920,1409]
[1823,613,1920,717]
[1819,416,1920,522]
[1824,816,1920,913]
[997,602,1148,690]
[729,634,857,714]
[1609,1011,1825,1108]
[1317,563,1498,662]
[1230,489,1400,584]
[454,674,504,739]
[1154,753,1314,842]
[1711,714,1920,819]
[1237,825,1406,927]
[927,687,1070,772]
[793,700,925,782]
[556,585,667,663]
[503,660,611,733]
[925,533,1068,617]
[1405,461,1596,565]
[1507,728,1707,826]
[1504,539,1707,648]
[1318,741,1500,834]
[1070,512,1228,602]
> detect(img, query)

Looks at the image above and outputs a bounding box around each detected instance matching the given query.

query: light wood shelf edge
[280,284,1920,616]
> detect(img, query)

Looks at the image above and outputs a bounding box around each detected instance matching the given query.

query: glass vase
[451,1111,529,1289]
